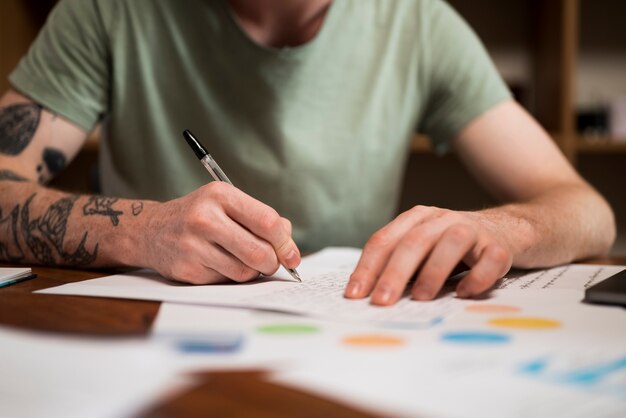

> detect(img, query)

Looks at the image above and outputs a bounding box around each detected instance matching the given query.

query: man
[0,0,615,306]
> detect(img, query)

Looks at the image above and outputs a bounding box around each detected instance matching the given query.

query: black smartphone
[584,268,626,307]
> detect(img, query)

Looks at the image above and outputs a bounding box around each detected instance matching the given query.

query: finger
[411,224,477,301]
[219,185,300,268]
[204,244,261,283]
[456,244,511,298]
[212,213,280,276]
[345,207,434,299]
[369,226,441,306]
[281,217,292,236]
[179,266,231,285]
[276,217,300,269]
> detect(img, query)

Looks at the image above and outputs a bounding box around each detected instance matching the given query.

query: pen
[182,129,302,283]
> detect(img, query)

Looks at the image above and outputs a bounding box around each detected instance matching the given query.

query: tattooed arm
[0,89,154,267]
[0,89,301,281]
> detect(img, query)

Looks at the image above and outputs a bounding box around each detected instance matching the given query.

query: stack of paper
[0,267,35,288]
[34,248,626,418]
[0,327,178,418]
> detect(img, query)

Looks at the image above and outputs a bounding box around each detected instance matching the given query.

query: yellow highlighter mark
[488,317,561,330]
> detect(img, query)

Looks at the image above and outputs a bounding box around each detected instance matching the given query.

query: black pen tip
[182,129,208,160]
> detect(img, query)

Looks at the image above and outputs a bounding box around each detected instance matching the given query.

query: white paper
[0,326,177,418]
[272,346,626,418]
[39,248,465,326]
[493,264,625,302]
[152,300,626,418]
[0,267,32,284]
[148,262,626,417]
[496,265,623,291]
[151,302,449,373]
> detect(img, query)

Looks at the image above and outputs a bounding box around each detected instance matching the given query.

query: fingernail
[285,250,298,268]
[412,286,432,301]
[345,282,362,298]
[376,288,393,305]
[456,284,471,298]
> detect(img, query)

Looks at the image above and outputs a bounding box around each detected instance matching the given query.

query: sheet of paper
[39,248,464,326]
[148,265,626,417]
[151,302,451,373]
[271,346,626,418]
[0,326,178,418]
[38,247,626,326]
[152,300,626,418]
[492,264,626,303]
[0,267,32,285]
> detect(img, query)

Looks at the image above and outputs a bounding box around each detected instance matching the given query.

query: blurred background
[1,0,625,256]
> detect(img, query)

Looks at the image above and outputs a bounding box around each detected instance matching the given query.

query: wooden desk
[2,258,625,417]
[0,264,378,418]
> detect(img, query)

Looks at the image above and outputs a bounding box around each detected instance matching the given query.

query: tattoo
[21,194,98,266]
[0,206,25,262]
[0,103,41,155]
[131,201,144,216]
[0,170,28,182]
[21,194,55,264]
[42,148,66,177]
[36,164,44,183]
[82,196,123,226]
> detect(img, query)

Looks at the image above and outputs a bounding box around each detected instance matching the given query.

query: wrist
[100,199,159,268]
[473,206,539,265]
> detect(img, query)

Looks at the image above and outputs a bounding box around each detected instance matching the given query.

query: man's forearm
[478,182,616,268]
[0,172,153,267]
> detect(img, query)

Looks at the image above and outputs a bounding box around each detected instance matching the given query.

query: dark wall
[399,153,494,213]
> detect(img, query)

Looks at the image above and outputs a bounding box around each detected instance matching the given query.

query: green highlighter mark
[257,324,320,335]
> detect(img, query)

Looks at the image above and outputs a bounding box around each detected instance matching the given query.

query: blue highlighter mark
[561,356,626,386]
[380,316,445,330]
[518,355,626,398]
[430,316,445,326]
[519,358,549,375]
[441,331,511,345]
[175,335,243,354]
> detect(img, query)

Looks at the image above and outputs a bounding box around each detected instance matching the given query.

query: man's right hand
[0,89,300,281]
[139,182,301,284]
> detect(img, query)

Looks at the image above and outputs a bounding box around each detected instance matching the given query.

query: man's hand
[139,182,301,284]
[344,100,615,306]
[0,89,301,278]
[344,206,512,305]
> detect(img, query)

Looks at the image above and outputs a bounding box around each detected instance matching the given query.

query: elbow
[602,207,617,256]
[567,182,617,261]
[593,192,617,257]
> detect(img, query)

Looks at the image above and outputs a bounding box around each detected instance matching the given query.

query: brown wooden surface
[0,264,159,335]
[140,370,378,418]
[0,264,380,418]
[577,256,626,266]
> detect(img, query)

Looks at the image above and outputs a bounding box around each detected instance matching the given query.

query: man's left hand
[344,205,513,305]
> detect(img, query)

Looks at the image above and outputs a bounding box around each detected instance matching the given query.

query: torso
[226,0,333,48]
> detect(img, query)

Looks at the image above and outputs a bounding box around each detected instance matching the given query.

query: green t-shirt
[10,0,510,252]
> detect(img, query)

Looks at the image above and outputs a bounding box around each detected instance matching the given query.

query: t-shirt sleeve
[418,0,511,154]
[9,0,110,132]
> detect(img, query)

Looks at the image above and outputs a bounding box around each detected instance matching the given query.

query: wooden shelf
[576,137,626,154]
[410,135,432,153]
[410,134,626,156]
[83,126,101,152]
